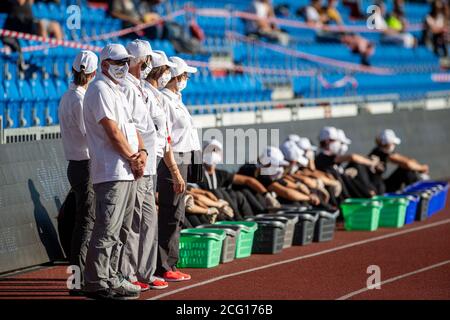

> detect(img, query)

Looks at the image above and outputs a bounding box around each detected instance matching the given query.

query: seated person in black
[368,129,429,193]
[238,146,320,207]
[315,126,379,198]
[198,140,280,217]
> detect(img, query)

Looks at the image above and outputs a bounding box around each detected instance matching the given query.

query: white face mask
[108,63,128,82]
[141,65,152,80]
[289,163,299,175]
[157,72,172,89]
[329,141,341,155]
[269,167,285,181]
[203,151,222,166]
[339,144,349,156]
[381,144,395,154]
[177,79,187,92]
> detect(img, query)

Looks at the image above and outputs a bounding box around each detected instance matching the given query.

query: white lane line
[148,218,450,300]
[336,260,450,300]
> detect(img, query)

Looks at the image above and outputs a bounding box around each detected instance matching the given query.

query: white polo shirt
[59,83,90,161]
[161,88,201,153]
[121,73,157,175]
[83,73,138,184]
[142,81,169,158]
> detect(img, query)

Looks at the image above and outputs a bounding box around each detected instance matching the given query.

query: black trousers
[212,188,252,220]
[346,162,377,197]
[67,160,95,282]
[156,154,189,275]
[385,167,419,193]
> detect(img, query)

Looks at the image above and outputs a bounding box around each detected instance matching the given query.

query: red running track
[1,198,449,300]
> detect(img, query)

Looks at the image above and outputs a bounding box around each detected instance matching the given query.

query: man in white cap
[198,139,281,216]
[315,126,379,198]
[83,43,146,300]
[119,39,169,291]
[58,50,98,295]
[369,129,429,193]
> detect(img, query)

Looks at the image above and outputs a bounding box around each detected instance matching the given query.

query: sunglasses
[107,58,130,66]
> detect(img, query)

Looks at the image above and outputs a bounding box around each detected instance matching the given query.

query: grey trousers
[67,160,95,284]
[156,153,188,275]
[120,175,158,283]
[84,180,136,291]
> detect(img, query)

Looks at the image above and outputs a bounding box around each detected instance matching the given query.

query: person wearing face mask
[335,129,379,198]
[156,56,200,283]
[368,129,429,193]
[142,50,185,195]
[288,135,344,207]
[83,43,146,300]
[315,126,378,198]
[198,139,280,218]
[238,146,319,206]
[119,39,169,291]
[280,140,330,206]
[58,50,98,296]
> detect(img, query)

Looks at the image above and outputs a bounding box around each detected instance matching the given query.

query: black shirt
[3,0,36,34]
[198,169,235,190]
[368,146,390,175]
[315,152,337,173]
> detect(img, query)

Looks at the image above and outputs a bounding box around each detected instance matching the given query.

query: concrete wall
[1,108,449,274]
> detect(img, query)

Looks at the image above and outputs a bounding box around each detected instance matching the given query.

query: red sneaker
[163,270,186,282]
[149,278,169,290]
[132,281,150,292]
[175,270,191,281]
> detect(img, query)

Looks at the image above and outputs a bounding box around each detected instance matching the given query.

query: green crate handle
[180,231,226,241]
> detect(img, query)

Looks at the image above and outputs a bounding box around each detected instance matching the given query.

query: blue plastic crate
[404,181,449,216]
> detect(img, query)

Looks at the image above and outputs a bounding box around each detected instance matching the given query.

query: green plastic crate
[215,221,257,258]
[177,229,226,268]
[373,196,408,228]
[341,199,382,231]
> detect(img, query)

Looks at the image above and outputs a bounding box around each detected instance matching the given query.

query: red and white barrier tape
[227,31,393,75]
[193,8,424,33]
[318,74,358,89]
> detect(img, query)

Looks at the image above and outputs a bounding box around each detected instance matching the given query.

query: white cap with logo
[169,56,198,78]
[100,43,133,62]
[379,129,401,145]
[337,129,352,145]
[72,50,98,74]
[126,39,159,59]
[152,50,176,68]
[259,146,289,167]
[319,126,339,141]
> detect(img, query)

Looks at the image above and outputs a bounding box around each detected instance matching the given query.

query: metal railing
[1,91,449,144]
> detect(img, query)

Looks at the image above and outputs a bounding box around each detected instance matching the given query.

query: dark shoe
[84,289,116,300]
[69,288,85,296]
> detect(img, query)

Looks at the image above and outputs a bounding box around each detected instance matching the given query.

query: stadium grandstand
[0,0,449,302]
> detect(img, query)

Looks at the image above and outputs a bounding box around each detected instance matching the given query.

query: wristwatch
[138,148,148,156]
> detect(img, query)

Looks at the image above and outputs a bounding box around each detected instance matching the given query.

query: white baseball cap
[72,50,98,74]
[319,126,339,141]
[152,50,176,68]
[203,139,223,152]
[169,56,198,78]
[280,140,305,162]
[126,39,159,60]
[379,129,401,145]
[100,43,133,62]
[259,146,289,167]
[298,137,318,151]
[337,129,352,145]
[287,134,301,143]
